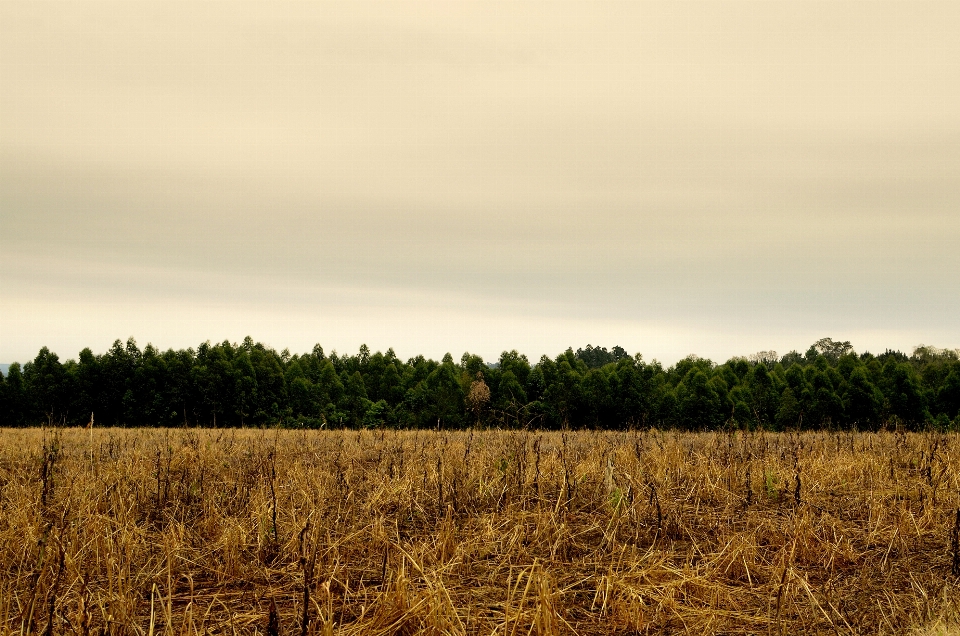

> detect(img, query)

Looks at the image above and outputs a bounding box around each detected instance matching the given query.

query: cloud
[1,1,959,363]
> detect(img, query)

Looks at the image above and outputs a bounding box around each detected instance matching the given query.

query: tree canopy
[2,338,959,430]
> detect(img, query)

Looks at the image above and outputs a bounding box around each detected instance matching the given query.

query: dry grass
[1,427,959,635]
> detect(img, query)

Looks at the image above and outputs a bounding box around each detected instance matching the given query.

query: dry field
[1,427,959,635]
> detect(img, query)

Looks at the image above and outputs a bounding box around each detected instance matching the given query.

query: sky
[1,1,959,367]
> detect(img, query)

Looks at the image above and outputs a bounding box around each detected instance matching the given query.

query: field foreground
[1,428,959,635]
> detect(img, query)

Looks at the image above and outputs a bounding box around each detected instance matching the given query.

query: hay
[0,427,958,634]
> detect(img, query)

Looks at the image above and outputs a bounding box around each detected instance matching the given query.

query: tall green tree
[676,369,725,429]
[881,359,927,425]
[1,363,29,427]
[421,354,464,429]
[747,363,781,428]
[936,366,960,420]
[23,347,70,425]
[249,345,287,424]
[775,387,802,429]
[192,341,235,427]
[341,370,369,426]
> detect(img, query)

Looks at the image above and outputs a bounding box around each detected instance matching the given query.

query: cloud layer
[2,1,959,363]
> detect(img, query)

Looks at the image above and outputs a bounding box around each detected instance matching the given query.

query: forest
[1,336,959,430]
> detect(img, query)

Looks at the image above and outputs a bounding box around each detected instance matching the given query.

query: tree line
[1,336,959,430]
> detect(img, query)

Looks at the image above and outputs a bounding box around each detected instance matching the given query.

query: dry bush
[1,427,959,634]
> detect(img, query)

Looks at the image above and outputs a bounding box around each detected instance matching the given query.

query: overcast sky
[2,1,958,366]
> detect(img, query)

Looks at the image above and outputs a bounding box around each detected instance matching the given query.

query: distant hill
[0,364,9,377]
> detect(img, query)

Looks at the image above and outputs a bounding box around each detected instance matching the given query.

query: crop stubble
[1,427,959,634]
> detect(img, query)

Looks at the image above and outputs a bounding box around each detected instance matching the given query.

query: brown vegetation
[1,427,959,634]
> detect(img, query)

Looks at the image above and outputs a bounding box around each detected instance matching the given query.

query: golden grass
[1,427,959,635]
